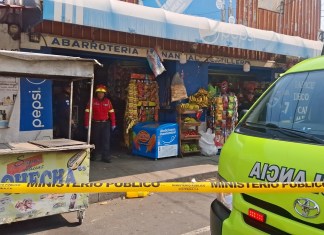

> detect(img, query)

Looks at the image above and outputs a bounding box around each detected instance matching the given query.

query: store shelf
[137,101,156,107]
[177,105,201,158]
[137,105,156,107]
[181,150,201,154]
[182,122,201,127]
[178,109,202,114]
[181,135,201,140]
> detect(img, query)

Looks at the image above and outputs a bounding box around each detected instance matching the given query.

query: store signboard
[0,149,89,225]
[19,78,52,131]
[49,36,146,57]
[140,0,236,23]
[39,35,251,66]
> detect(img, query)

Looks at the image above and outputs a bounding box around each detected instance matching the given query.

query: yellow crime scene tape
[0,182,324,194]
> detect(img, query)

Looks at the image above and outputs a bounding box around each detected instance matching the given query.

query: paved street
[0,191,216,235]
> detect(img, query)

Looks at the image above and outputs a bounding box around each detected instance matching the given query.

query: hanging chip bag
[171,72,188,102]
[147,48,166,77]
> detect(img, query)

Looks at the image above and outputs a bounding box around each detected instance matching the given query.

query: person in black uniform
[55,84,73,138]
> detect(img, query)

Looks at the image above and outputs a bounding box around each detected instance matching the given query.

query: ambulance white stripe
[53,0,62,22]
[181,226,210,235]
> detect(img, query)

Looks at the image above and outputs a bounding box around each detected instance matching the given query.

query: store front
[16,0,322,157]
[47,46,178,153]
[208,64,279,113]
[22,35,284,156]
[16,28,298,158]
[204,63,283,148]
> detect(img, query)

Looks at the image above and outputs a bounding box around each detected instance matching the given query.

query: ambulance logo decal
[294,198,320,218]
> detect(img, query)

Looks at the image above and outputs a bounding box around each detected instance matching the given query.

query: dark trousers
[91,121,111,160]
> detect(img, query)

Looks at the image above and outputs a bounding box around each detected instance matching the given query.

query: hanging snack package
[171,72,188,102]
[147,48,166,77]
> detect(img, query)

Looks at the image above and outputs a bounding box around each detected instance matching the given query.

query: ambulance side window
[303,71,324,125]
[243,70,324,140]
[259,72,310,125]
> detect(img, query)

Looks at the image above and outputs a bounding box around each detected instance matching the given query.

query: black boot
[102,156,111,163]
[90,154,102,162]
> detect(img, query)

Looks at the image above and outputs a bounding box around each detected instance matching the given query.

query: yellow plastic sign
[0,182,323,194]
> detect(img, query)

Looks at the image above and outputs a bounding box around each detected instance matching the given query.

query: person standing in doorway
[55,84,73,139]
[84,84,116,163]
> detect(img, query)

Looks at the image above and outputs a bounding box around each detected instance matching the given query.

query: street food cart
[0,50,100,225]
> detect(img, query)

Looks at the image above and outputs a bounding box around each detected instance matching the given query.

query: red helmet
[95,84,107,93]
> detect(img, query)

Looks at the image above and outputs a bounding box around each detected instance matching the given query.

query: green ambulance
[210,56,324,234]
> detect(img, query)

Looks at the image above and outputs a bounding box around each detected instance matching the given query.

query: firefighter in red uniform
[84,84,116,163]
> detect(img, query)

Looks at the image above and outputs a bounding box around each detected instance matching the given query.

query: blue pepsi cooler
[132,122,178,159]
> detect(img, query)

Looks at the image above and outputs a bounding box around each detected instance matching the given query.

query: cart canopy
[0,50,101,80]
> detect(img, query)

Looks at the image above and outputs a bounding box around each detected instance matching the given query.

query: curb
[88,171,218,204]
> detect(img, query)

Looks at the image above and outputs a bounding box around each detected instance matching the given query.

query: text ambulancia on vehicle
[210,56,324,235]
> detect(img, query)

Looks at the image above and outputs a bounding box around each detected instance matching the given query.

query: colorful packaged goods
[124,74,160,148]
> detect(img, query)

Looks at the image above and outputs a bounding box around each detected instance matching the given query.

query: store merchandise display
[124,74,159,147]
[177,106,201,157]
[179,103,200,111]
[207,92,238,148]
[124,80,138,135]
[237,81,270,113]
[188,88,209,108]
[107,63,131,101]
[206,81,236,148]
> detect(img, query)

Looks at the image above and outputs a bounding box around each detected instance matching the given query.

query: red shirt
[84,97,116,127]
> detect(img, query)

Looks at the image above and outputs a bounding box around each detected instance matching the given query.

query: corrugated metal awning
[42,0,323,58]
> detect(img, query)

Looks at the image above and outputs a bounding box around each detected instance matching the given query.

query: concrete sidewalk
[88,151,219,203]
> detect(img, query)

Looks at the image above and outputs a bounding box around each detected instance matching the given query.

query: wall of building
[0,24,53,142]
[236,0,321,40]
[33,0,320,63]
[0,24,19,50]
[157,60,209,123]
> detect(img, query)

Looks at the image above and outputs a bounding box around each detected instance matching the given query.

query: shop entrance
[208,70,271,114]
[51,49,162,153]
[206,65,273,148]
[93,59,153,151]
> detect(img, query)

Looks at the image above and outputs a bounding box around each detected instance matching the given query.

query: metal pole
[87,77,94,144]
[68,81,73,139]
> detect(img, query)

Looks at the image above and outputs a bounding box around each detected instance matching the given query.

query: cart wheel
[77,210,85,224]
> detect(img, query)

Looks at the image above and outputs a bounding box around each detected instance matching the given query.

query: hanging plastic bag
[171,72,188,102]
[199,128,218,156]
[147,48,166,77]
